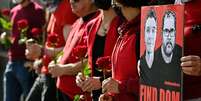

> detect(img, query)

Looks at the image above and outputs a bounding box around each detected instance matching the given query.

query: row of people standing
[2,0,45,100]
[25,0,78,101]
[1,0,201,101]
[1,0,78,101]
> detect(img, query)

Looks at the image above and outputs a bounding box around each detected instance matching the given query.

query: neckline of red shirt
[117,13,141,36]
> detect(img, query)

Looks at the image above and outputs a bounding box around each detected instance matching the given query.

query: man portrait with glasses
[154,10,182,90]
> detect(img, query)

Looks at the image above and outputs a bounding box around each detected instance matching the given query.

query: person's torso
[9,2,45,60]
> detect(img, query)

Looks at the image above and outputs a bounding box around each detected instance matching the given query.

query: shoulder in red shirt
[9,1,45,61]
[57,10,102,99]
[111,14,140,101]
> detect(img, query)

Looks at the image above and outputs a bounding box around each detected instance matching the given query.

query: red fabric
[46,0,78,48]
[54,0,78,25]
[87,11,103,74]
[41,0,78,74]
[111,15,140,101]
[183,0,201,100]
[9,2,45,60]
[87,14,121,75]
[103,16,121,56]
[57,11,102,99]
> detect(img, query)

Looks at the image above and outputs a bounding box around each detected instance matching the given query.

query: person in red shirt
[138,0,201,100]
[146,0,201,100]
[1,0,45,101]
[48,0,102,100]
[99,0,147,101]
[134,0,201,100]
[75,0,123,100]
[179,0,201,100]
[25,0,78,101]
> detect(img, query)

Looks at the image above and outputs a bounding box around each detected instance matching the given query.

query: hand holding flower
[102,77,119,94]
[48,62,77,77]
[76,72,85,88]
[25,42,42,60]
[73,45,91,101]
[76,72,102,92]
[33,59,43,74]
[99,94,112,101]
[48,64,65,78]
[82,77,102,92]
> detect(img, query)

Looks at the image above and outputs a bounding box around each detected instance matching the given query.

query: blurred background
[0,1,42,101]
[0,1,9,101]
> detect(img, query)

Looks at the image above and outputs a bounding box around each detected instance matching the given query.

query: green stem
[53,48,57,64]
[103,68,106,80]
[81,58,84,74]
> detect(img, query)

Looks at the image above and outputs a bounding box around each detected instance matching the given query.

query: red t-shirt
[9,2,45,61]
[183,0,201,100]
[111,15,140,101]
[41,0,78,74]
[57,11,102,99]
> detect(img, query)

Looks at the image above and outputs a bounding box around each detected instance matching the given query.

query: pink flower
[73,45,87,59]
[17,19,28,30]
[96,56,111,70]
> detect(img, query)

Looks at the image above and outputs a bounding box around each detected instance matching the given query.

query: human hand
[99,94,112,101]
[137,60,141,77]
[181,55,201,76]
[76,72,102,92]
[0,32,12,47]
[33,59,42,73]
[102,77,119,94]
[76,72,85,88]
[48,61,55,68]
[49,64,64,77]
[24,61,34,71]
[0,32,9,40]
[25,43,42,60]
[81,77,102,92]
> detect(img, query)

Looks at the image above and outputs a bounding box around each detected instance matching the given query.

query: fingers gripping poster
[139,4,184,101]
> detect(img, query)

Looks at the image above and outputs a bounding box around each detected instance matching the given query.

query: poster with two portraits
[139,4,184,101]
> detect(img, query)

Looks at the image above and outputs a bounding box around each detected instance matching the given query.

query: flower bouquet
[0,8,13,48]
